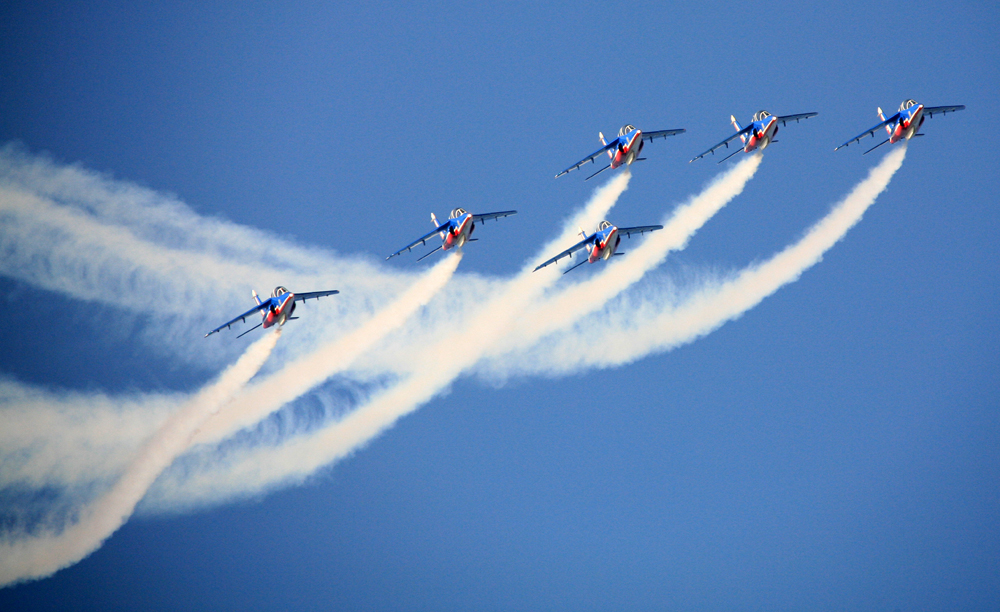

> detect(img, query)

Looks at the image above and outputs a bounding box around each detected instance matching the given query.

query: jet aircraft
[555,124,686,180]
[691,110,818,163]
[533,220,663,274]
[386,208,517,261]
[205,286,340,338]
[834,99,965,154]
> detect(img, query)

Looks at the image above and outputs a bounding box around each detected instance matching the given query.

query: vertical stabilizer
[431,212,447,238]
[878,107,891,136]
[252,290,262,306]
[600,132,614,161]
[731,115,746,145]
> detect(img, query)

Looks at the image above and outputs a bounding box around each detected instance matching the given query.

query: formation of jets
[206,98,964,338]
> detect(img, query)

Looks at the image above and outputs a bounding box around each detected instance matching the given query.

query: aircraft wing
[641,128,686,142]
[555,141,618,178]
[472,210,518,223]
[205,302,270,337]
[689,125,754,162]
[293,290,340,303]
[532,234,597,272]
[775,112,818,126]
[834,112,900,151]
[386,225,448,260]
[616,224,663,238]
[922,105,965,118]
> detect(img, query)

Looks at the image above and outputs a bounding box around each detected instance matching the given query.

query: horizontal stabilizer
[585,164,612,181]
[717,147,743,164]
[863,138,890,155]
[416,245,443,262]
[236,322,263,339]
[562,259,589,275]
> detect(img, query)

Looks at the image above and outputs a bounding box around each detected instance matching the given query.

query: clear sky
[1,1,998,610]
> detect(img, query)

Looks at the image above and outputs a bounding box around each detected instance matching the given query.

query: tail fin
[579,226,594,255]
[599,132,614,161]
[731,115,746,145]
[431,212,446,238]
[252,289,262,306]
[878,107,891,136]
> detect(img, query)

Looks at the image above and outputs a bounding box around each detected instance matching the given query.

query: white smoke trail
[149,148,906,509]
[193,252,462,446]
[0,330,280,586]
[0,139,907,581]
[488,153,762,360]
[0,143,410,369]
[499,145,908,376]
[0,381,175,489]
[145,171,633,508]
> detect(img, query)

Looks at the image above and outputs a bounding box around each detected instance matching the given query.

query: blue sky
[1,1,998,610]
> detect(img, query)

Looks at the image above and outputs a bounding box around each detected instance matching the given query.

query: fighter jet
[205,286,339,338]
[533,220,662,274]
[386,208,517,261]
[835,99,965,154]
[556,124,686,180]
[691,110,818,163]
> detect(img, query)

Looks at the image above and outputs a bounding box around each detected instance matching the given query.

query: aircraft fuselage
[587,226,620,263]
[610,130,643,169]
[441,213,474,251]
[890,104,924,143]
[743,116,779,153]
[262,292,295,329]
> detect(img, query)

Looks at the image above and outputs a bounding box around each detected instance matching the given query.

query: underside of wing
[775,112,818,125]
[923,105,965,118]
[641,128,686,142]
[690,126,753,162]
[472,210,518,223]
[533,235,596,272]
[555,141,618,178]
[386,225,447,260]
[293,290,340,303]
[205,302,270,337]
[834,113,898,151]
[616,225,663,238]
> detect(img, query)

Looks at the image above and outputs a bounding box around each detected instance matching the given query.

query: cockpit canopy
[449,208,468,219]
[752,110,771,122]
[597,220,613,232]
[618,124,636,137]
[899,99,918,111]
[271,286,289,297]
